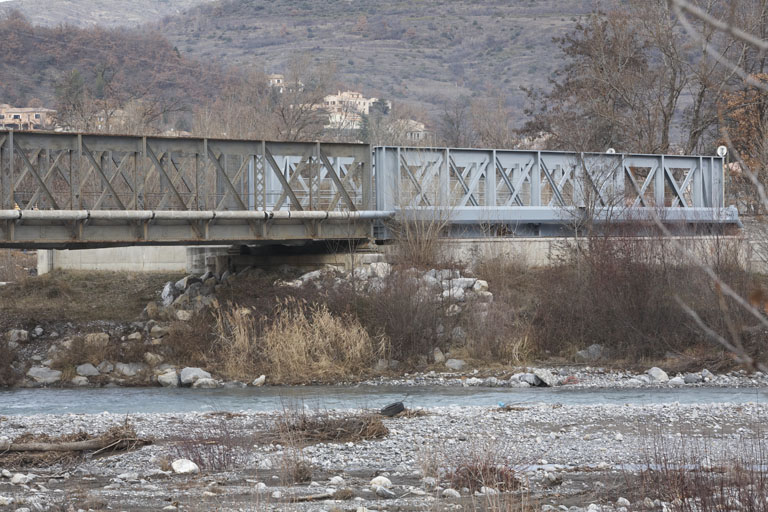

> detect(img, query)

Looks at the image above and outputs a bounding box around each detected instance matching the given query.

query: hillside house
[0,104,56,130]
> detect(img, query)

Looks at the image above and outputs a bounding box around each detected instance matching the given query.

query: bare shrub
[0,249,35,282]
[167,419,250,471]
[446,444,521,493]
[0,339,19,387]
[532,234,754,363]
[164,311,216,368]
[633,428,768,512]
[270,407,388,445]
[462,301,532,365]
[386,217,451,269]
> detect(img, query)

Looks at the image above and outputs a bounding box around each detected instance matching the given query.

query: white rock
[374,486,396,499]
[171,459,199,474]
[617,497,631,507]
[175,310,193,322]
[472,280,489,293]
[442,488,461,498]
[445,359,466,371]
[646,367,669,383]
[668,376,685,386]
[192,378,219,389]
[7,329,28,344]
[10,473,28,485]
[84,332,110,348]
[127,331,143,341]
[255,482,268,492]
[271,490,282,499]
[369,262,391,279]
[26,366,62,384]
[480,486,498,495]
[180,367,212,386]
[252,375,266,386]
[157,370,179,387]
[114,362,147,377]
[1,469,11,478]
[330,476,344,486]
[76,363,100,377]
[71,376,89,386]
[433,347,446,364]
[533,368,558,387]
[370,476,392,489]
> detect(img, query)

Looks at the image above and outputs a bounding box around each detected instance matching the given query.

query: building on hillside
[267,74,285,92]
[387,119,432,143]
[0,104,56,130]
[323,90,391,130]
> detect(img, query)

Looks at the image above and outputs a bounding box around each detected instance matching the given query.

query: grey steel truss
[374,146,736,236]
[0,131,738,247]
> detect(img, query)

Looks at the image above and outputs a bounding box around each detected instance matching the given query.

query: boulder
[683,373,703,384]
[518,373,542,386]
[374,486,397,499]
[668,376,685,386]
[161,282,176,307]
[84,333,109,349]
[126,332,143,341]
[442,287,465,302]
[472,280,489,293]
[445,359,466,371]
[97,361,114,373]
[433,347,446,364]
[442,488,461,498]
[646,367,669,383]
[26,366,61,385]
[180,367,212,386]
[144,352,164,367]
[575,344,606,363]
[370,476,392,489]
[7,329,28,344]
[114,362,147,377]
[150,325,169,338]
[76,363,100,377]
[175,275,201,292]
[175,310,193,322]
[157,370,179,387]
[533,368,558,387]
[701,369,715,381]
[369,262,392,279]
[71,376,89,386]
[329,476,344,486]
[251,375,266,386]
[171,459,199,474]
[192,378,219,389]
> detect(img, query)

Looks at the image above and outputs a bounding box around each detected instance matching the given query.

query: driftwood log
[0,435,149,454]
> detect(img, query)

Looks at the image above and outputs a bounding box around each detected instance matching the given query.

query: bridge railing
[373,146,725,223]
[0,131,372,213]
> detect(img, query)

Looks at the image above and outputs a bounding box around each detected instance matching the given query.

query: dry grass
[386,217,452,269]
[446,442,522,493]
[0,249,36,282]
[0,270,184,327]
[213,298,386,383]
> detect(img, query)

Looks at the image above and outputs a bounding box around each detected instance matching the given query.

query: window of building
[12,115,20,119]
[0,115,4,119]
[34,114,40,119]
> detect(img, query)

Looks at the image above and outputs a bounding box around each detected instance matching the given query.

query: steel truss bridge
[0,130,738,248]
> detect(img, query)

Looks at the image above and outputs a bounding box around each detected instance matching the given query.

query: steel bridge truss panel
[0,132,372,213]
[374,147,724,222]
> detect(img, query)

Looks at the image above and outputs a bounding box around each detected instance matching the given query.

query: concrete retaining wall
[38,246,190,274]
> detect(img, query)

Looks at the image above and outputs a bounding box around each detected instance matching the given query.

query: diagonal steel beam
[318,146,356,211]
[146,144,188,210]
[13,143,58,209]
[81,142,126,210]
[26,150,67,209]
[263,147,303,211]
[206,147,249,211]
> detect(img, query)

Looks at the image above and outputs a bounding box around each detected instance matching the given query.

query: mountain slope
[159,0,595,115]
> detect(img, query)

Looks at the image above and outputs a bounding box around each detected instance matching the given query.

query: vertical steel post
[487,150,496,207]
[655,155,666,207]
[531,151,541,206]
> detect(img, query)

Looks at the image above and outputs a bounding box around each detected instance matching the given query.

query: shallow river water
[1,385,766,415]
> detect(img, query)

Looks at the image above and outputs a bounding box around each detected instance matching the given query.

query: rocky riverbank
[0,401,764,511]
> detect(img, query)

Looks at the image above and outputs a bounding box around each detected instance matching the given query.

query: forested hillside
[159,0,594,114]
[0,11,227,115]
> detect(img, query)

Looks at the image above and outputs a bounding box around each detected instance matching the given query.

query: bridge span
[0,130,738,249]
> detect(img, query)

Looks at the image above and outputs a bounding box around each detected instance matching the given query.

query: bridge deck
[0,131,737,248]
